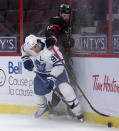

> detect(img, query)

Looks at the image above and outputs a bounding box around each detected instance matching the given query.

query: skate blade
[34,107,49,119]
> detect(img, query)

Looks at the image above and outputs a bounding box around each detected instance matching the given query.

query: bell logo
[8,61,22,74]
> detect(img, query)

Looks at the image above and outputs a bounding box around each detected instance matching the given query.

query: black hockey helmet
[59,4,71,14]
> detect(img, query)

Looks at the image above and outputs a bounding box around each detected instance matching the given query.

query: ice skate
[34,105,48,118]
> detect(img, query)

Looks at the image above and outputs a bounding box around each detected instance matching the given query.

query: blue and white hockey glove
[40,76,55,94]
[23,59,34,71]
[46,75,56,89]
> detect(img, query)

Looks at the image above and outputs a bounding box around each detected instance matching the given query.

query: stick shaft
[34,70,70,108]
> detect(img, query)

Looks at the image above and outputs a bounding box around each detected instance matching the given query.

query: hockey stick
[34,70,84,120]
[50,46,110,117]
[33,70,71,108]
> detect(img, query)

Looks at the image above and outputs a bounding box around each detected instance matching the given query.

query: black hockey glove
[46,37,56,48]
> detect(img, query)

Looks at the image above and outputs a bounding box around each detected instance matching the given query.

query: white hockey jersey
[21,38,64,78]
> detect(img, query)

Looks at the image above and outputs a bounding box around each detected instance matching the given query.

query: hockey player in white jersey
[21,34,83,120]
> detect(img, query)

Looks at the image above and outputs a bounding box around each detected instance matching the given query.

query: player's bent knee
[59,82,76,101]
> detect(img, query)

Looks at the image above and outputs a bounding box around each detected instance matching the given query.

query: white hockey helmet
[23,34,46,56]
[24,34,37,50]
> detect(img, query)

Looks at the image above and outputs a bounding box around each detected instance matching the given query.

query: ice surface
[0,114,118,131]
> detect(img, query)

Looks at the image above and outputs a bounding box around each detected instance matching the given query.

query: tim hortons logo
[93,74,119,94]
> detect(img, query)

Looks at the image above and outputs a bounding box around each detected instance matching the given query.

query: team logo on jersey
[0,69,6,86]
[47,25,53,30]
[35,60,46,72]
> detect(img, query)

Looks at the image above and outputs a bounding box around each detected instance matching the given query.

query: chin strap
[41,42,45,50]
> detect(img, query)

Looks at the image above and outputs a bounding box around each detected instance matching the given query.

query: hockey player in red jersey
[45,3,75,108]
[45,3,73,49]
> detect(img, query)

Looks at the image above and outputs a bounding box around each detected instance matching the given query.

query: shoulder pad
[49,17,68,30]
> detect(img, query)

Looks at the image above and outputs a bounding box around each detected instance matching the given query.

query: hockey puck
[107,122,112,128]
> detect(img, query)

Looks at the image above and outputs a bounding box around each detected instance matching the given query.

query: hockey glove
[46,75,56,89]
[23,59,34,71]
[41,78,55,94]
[46,37,56,48]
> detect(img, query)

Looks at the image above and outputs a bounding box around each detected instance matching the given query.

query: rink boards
[0,56,37,114]
[0,56,119,128]
[73,57,119,128]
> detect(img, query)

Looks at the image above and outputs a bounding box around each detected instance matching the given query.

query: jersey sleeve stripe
[52,26,59,33]
[53,64,63,67]
[49,24,61,30]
